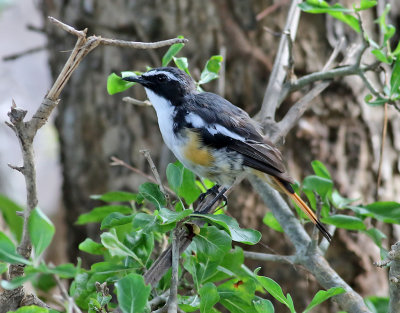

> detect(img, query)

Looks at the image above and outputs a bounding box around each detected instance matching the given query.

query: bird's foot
[198,185,228,206]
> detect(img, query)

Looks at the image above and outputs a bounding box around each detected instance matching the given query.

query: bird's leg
[198,184,228,205]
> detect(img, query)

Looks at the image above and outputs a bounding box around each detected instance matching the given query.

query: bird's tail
[270,176,332,242]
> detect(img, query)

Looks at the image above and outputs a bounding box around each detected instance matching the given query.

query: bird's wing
[183,92,291,180]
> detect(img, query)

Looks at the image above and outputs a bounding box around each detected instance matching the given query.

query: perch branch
[167,229,179,313]
[243,251,297,264]
[1,16,187,312]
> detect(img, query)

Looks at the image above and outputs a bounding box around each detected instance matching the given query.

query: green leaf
[253,298,274,313]
[178,295,200,312]
[115,273,151,313]
[46,263,77,278]
[364,228,386,248]
[101,213,135,230]
[311,160,331,179]
[262,212,283,232]
[175,162,202,204]
[77,205,132,225]
[0,232,30,265]
[101,229,144,266]
[331,190,356,209]
[217,278,257,313]
[166,163,183,192]
[158,207,193,224]
[364,94,388,106]
[193,213,261,245]
[303,175,333,198]
[0,195,23,242]
[365,296,389,313]
[0,262,7,274]
[79,238,105,255]
[107,73,134,95]
[299,0,360,32]
[199,55,223,85]
[193,226,231,261]
[91,191,139,202]
[303,287,346,312]
[322,214,366,230]
[162,38,185,66]
[371,49,390,64]
[7,305,49,313]
[28,207,55,259]
[173,57,190,75]
[200,282,219,313]
[257,276,290,308]
[363,201,400,219]
[355,0,377,11]
[139,182,166,209]
[390,57,400,96]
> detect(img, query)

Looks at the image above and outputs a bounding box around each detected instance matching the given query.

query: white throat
[144,88,177,151]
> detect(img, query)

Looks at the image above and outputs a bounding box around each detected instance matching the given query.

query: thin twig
[284,30,296,83]
[110,156,174,194]
[98,37,188,49]
[167,229,179,313]
[243,251,297,264]
[54,275,82,313]
[140,149,171,206]
[259,0,302,122]
[3,45,47,61]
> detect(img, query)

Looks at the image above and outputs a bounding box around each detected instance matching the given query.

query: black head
[123,67,197,102]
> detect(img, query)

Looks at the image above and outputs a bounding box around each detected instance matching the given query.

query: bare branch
[243,251,297,264]
[167,230,179,313]
[98,37,188,49]
[122,97,152,106]
[258,0,302,122]
[3,45,47,61]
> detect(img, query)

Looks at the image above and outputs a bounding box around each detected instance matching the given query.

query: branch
[243,251,298,264]
[374,242,400,313]
[258,0,302,122]
[167,230,179,313]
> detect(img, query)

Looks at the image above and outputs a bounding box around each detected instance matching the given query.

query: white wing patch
[185,112,245,142]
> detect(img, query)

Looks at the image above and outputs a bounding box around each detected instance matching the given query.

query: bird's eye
[157,75,167,82]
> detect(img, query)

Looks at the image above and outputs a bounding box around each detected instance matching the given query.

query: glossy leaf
[139,182,166,209]
[28,207,55,259]
[311,160,331,179]
[162,38,185,66]
[0,195,23,242]
[303,175,333,198]
[7,305,49,313]
[200,282,219,313]
[115,273,151,313]
[257,276,288,306]
[101,213,135,230]
[217,278,257,313]
[193,226,231,261]
[193,213,261,244]
[107,73,134,95]
[363,201,400,219]
[322,214,366,230]
[77,205,132,225]
[79,238,105,255]
[371,49,390,64]
[364,228,386,248]
[262,212,284,232]
[390,57,400,96]
[101,230,144,266]
[174,57,190,75]
[365,295,389,313]
[303,287,346,312]
[158,207,193,224]
[166,163,183,192]
[0,233,30,264]
[175,162,202,204]
[254,298,274,313]
[1,273,36,290]
[355,0,377,11]
[91,191,139,203]
[199,55,223,85]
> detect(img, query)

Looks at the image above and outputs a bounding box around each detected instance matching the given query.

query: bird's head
[123,67,197,103]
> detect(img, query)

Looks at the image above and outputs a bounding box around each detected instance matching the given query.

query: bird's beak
[123,75,147,85]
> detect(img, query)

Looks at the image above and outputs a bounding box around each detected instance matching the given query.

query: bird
[123,67,332,242]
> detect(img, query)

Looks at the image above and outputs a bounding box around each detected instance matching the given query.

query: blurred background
[1,0,400,312]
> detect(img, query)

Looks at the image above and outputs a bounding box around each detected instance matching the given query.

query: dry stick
[122,97,152,106]
[54,274,82,313]
[1,16,186,312]
[243,251,297,264]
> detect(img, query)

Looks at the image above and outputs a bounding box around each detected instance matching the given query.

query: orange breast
[183,131,215,166]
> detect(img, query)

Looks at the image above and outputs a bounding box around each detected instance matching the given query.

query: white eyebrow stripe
[143,70,179,81]
[185,113,245,141]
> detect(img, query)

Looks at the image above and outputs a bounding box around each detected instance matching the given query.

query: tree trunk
[41,0,399,311]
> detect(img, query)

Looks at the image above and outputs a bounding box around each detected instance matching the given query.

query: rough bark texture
[41,0,400,312]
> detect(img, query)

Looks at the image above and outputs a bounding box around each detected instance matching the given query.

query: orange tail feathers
[271,177,332,242]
